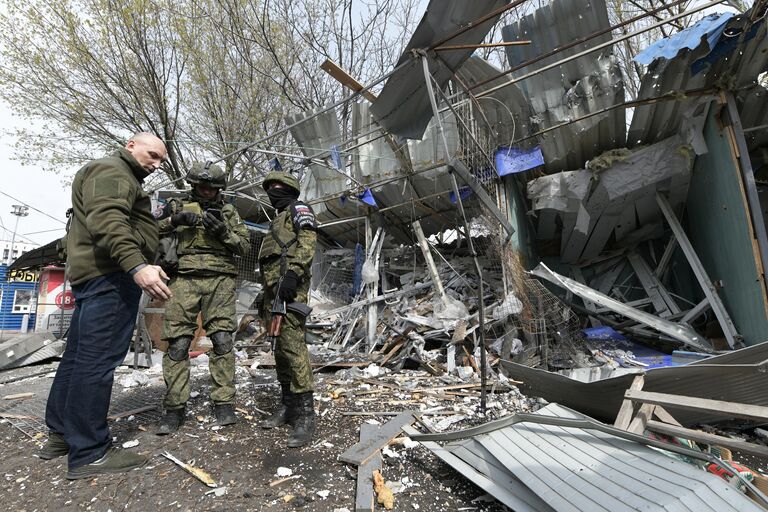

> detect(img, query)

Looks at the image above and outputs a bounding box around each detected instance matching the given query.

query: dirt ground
[0,363,508,512]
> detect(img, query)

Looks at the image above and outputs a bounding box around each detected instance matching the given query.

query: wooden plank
[627,403,656,434]
[613,375,644,430]
[646,420,768,458]
[653,406,682,427]
[339,410,418,465]
[625,390,768,423]
[321,59,377,103]
[355,424,382,512]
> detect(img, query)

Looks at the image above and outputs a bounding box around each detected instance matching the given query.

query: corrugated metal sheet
[635,12,735,65]
[371,0,510,140]
[416,403,761,512]
[628,14,768,147]
[501,340,768,425]
[501,0,625,173]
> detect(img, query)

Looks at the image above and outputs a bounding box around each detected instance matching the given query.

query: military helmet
[262,171,300,193]
[186,161,226,189]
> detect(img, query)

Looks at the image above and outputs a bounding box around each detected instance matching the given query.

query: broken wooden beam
[339,410,419,466]
[625,389,768,423]
[355,424,382,512]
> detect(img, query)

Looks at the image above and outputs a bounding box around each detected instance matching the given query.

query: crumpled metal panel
[501,339,768,426]
[629,14,768,148]
[453,57,533,148]
[634,12,735,65]
[415,403,762,512]
[502,0,625,173]
[370,0,510,140]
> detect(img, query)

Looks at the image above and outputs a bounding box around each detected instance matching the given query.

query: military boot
[287,392,315,448]
[260,386,296,429]
[39,431,69,460]
[214,403,237,426]
[156,408,185,435]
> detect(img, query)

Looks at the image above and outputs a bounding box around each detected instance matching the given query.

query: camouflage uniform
[159,164,250,413]
[259,212,316,394]
[258,171,318,447]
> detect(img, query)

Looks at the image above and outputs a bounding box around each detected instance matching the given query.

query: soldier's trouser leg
[162,277,201,410]
[274,309,314,394]
[202,275,237,404]
[163,336,193,410]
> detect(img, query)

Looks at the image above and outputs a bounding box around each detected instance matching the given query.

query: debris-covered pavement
[0,357,525,511]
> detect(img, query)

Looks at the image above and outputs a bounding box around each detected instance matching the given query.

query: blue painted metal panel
[494,146,544,176]
[634,12,734,66]
[0,264,38,333]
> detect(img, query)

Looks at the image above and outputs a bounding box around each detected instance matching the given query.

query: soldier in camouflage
[258,171,318,448]
[156,162,250,434]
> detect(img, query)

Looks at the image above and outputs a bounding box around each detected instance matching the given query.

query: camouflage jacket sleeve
[287,201,317,279]
[82,161,147,272]
[220,204,250,256]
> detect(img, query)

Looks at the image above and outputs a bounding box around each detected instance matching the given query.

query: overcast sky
[0,99,73,248]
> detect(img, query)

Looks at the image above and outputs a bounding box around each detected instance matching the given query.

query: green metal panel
[685,104,768,345]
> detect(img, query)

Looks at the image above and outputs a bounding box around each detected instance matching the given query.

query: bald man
[42,132,172,479]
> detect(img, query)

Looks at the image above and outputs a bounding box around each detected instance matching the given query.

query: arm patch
[290,201,317,231]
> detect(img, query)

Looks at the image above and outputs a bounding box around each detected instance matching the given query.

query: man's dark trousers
[45,272,142,468]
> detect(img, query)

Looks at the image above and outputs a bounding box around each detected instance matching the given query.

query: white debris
[456,366,474,380]
[121,439,139,449]
[360,364,387,378]
[197,336,213,349]
[333,509,351,512]
[250,360,260,370]
[492,292,523,320]
[402,437,419,450]
[317,490,330,499]
[381,446,400,459]
[361,259,378,284]
[191,354,209,366]
[118,370,150,388]
[365,419,382,425]
[190,391,200,398]
[205,486,228,497]
[276,467,293,477]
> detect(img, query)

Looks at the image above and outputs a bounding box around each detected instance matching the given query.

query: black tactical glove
[201,211,228,237]
[278,270,300,302]
[170,211,199,227]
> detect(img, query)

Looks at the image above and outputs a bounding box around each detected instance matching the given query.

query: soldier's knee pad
[211,331,234,356]
[167,336,193,361]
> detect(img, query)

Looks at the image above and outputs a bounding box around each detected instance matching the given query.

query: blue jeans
[45,272,142,469]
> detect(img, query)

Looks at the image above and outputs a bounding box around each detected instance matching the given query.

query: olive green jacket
[65,148,158,285]
[158,198,250,276]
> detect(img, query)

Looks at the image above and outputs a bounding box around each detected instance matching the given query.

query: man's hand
[201,211,227,237]
[171,211,199,227]
[132,265,172,300]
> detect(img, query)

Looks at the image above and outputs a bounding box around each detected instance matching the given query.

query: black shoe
[156,408,185,435]
[287,392,315,448]
[66,447,147,480]
[39,431,69,460]
[261,388,297,429]
[214,403,237,426]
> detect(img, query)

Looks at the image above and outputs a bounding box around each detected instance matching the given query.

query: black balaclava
[267,187,299,211]
[191,187,223,210]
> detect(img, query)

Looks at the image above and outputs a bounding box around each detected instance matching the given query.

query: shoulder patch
[290,201,317,231]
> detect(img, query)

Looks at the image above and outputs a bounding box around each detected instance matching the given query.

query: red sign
[55,291,76,310]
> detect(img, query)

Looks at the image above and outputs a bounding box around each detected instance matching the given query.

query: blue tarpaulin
[357,188,378,207]
[634,12,734,66]
[449,186,471,203]
[330,145,344,169]
[494,146,545,176]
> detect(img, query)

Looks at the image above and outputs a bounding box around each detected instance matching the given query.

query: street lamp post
[7,204,30,265]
